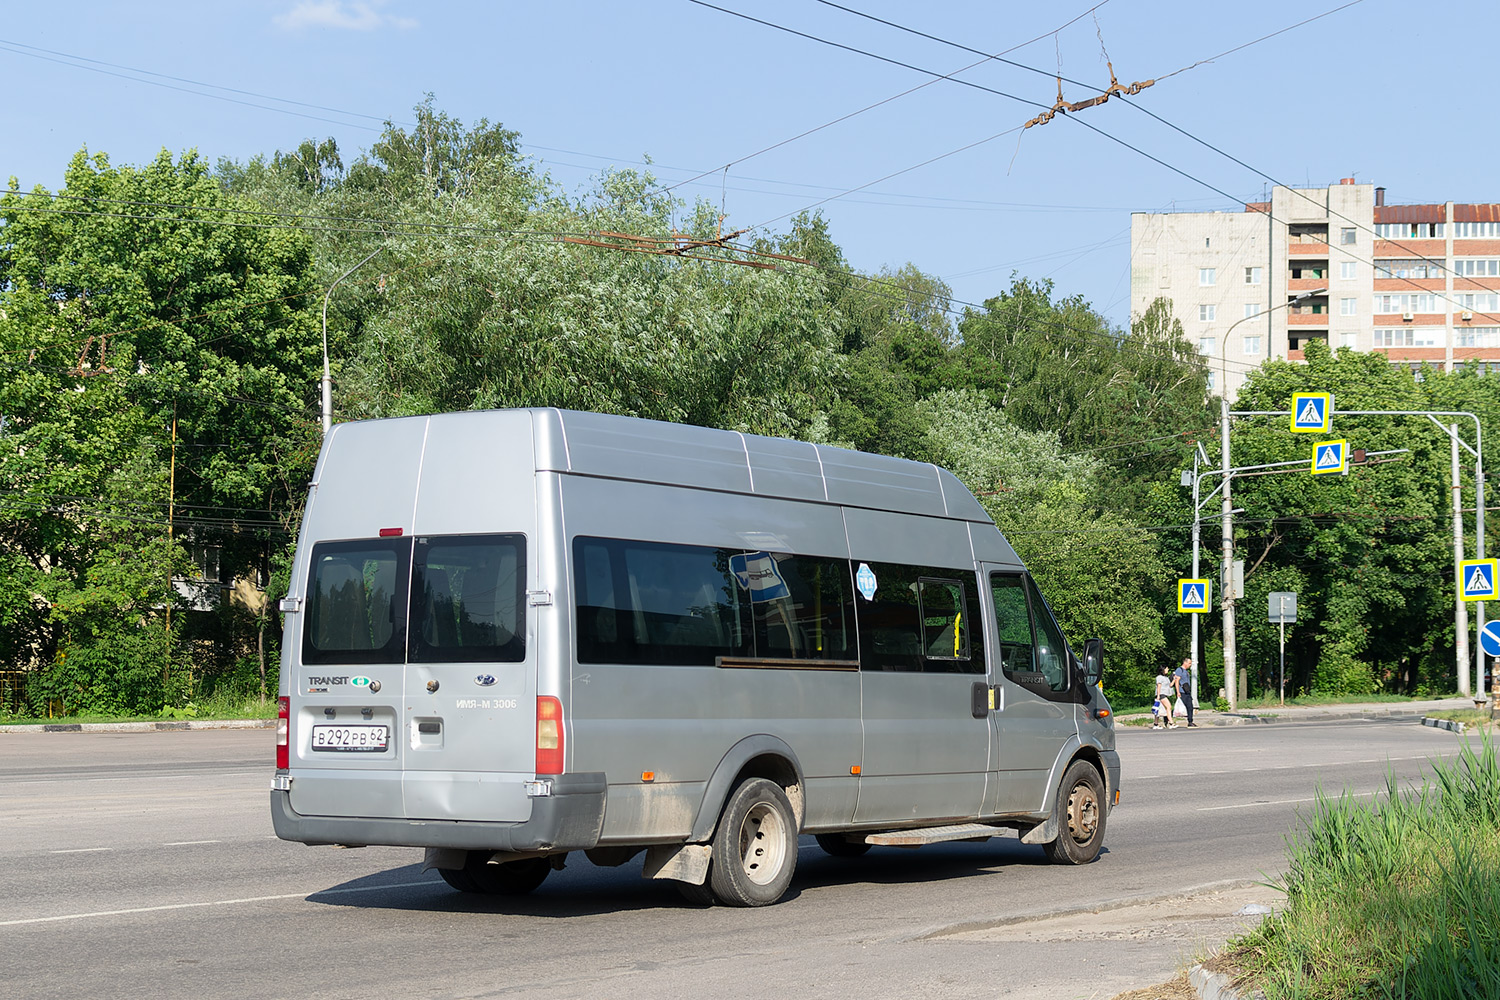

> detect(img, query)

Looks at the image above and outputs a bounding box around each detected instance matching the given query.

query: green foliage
[1229,737,1500,998]
[0,146,321,696]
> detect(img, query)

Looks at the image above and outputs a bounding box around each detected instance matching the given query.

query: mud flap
[641,843,712,884]
[1020,815,1058,845]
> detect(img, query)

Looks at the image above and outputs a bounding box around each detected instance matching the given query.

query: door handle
[971,683,992,718]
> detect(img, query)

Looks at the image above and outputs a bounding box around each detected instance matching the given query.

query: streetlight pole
[1214,288,1325,710]
[321,247,382,436]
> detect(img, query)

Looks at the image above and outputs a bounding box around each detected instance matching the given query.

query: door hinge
[526,589,553,606]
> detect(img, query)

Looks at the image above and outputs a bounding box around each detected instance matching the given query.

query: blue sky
[1,1,1485,328]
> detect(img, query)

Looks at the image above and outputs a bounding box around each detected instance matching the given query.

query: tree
[0,147,322,710]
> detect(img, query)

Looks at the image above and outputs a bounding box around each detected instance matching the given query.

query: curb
[1421,716,1467,734]
[0,718,274,734]
[1190,964,1263,1000]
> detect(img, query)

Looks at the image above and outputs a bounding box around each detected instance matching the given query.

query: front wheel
[438,853,552,895]
[1043,760,1107,865]
[708,778,798,906]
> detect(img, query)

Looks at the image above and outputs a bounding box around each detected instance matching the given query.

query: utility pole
[165,401,177,690]
[1453,425,1471,695]
[1221,397,1237,710]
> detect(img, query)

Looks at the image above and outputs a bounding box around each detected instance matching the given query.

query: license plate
[310,724,389,752]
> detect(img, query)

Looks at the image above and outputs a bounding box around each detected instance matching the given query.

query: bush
[32,626,188,716]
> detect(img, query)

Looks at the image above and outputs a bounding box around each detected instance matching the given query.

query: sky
[2,0,1491,329]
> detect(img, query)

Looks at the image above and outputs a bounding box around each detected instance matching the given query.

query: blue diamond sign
[1291,392,1332,433]
[1311,439,1347,476]
[1460,559,1498,602]
[1178,578,1210,614]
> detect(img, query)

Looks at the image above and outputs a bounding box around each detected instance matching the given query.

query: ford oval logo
[474,674,496,687]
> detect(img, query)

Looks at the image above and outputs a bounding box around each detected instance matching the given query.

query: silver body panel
[275,408,1115,851]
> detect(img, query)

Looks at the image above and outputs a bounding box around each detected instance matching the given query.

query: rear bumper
[270,771,607,852]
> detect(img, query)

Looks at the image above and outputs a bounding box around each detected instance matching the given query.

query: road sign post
[1269,592,1297,706]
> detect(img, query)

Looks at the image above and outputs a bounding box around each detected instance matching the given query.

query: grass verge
[2,689,277,725]
[1221,735,1500,998]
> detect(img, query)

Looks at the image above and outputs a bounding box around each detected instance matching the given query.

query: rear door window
[304,539,410,664]
[411,534,526,663]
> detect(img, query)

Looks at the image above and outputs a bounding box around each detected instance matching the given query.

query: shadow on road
[304,836,1102,917]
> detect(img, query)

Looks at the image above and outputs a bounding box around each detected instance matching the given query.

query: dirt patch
[1108,971,1197,1000]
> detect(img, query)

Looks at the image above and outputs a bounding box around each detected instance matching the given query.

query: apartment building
[1130,180,1500,399]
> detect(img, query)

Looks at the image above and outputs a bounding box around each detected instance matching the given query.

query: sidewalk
[0,718,274,734]
[1121,695,1479,729]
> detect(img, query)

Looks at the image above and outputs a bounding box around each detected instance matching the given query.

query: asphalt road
[0,719,1466,999]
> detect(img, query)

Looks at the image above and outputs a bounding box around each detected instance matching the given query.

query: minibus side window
[410,534,526,663]
[991,571,1070,696]
[304,539,409,664]
[1024,575,1072,693]
[573,537,858,666]
[855,563,983,674]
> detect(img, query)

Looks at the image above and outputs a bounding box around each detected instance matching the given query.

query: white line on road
[163,840,221,846]
[49,848,113,854]
[0,879,439,927]
[1199,790,1379,812]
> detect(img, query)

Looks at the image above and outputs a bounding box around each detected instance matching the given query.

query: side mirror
[1081,638,1104,685]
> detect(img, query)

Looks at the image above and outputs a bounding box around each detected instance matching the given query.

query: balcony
[1288,277,1327,292]
[1288,241,1331,257]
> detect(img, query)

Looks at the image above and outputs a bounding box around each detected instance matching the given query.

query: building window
[1198,337,1216,356]
[1339,332,1358,348]
[1453,259,1500,277]
[1373,294,1439,314]
[1243,335,1261,355]
[1340,298,1357,316]
[1340,261,1357,280]
[1374,259,1445,280]
[1454,222,1500,239]
[1456,327,1500,348]
[1199,304,1217,321]
[1458,293,1500,313]
[1199,268,1216,286]
[1413,328,1445,347]
[1340,227,1357,245]
[1244,303,1262,318]
[1375,222,1446,239]
[1373,329,1415,347]
[1206,370,1217,392]
[1290,263,1326,279]
[1244,266,1262,285]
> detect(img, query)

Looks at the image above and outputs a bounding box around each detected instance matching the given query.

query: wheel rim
[1064,780,1100,845]
[737,801,788,885]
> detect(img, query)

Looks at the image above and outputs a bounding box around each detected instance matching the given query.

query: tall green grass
[1227,735,1500,999]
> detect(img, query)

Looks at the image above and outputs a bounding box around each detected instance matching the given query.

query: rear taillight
[536,696,563,775]
[276,696,290,770]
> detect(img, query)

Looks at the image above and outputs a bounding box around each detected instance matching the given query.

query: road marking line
[0,879,439,927]
[1199,790,1378,812]
[163,840,221,846]
[49,848,112,854]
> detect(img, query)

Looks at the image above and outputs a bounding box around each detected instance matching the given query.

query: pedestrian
[1174,657,1198,727]
[1153,666,1175,729]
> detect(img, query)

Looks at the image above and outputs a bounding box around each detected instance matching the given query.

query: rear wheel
[438,853,552,895]
[815,834,871,858]
[707,778,798,906]
[1043,760,1106,865]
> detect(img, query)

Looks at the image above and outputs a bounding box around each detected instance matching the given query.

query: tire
[438,853,552,895]
[707,778,798,906]
[815,833,871,858]
[1043,760,1107,865]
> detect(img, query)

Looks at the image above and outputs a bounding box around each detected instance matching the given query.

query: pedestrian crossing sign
[1459,559,1499,601]
[1178,578,1210,613]
[1311,439,1347,475]
[1290,392,1332,433]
